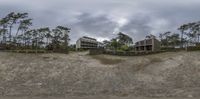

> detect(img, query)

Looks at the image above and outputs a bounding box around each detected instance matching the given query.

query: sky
[1,0,200,44]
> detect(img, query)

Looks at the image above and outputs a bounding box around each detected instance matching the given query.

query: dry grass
[0,51,200,97]
[90,55,123,65]
[149,57,163,63]
[129,57,163,72]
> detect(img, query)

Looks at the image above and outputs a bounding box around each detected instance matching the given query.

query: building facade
[135,37,161,52]
[76,36,98,50]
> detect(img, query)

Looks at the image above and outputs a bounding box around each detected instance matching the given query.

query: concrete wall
[76,37,98,50]
[135,38,161,52]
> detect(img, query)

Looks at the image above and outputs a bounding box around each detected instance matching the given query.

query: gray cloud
[70,13,117,42]
[1,0,200,44]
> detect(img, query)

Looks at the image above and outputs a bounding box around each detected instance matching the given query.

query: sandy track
[0,51,199,98]
[0,96,199,99]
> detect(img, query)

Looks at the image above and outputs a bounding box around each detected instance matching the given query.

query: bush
[18,50,26,53]
[187,46,200,51]
[120,45,129,51]
[90,55,123,65]
[161,47,186,52]
[103,50,163,56]
[37,50,46,53]
[161,47,175,51]
[89,49,104,55]
[28,50,36,53]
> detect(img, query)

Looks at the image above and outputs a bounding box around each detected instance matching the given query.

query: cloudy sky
[1,0,200,44]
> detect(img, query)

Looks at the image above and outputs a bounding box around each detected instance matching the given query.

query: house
[135,36,161,52]
[0,43,5,50]
[76,36,98,50]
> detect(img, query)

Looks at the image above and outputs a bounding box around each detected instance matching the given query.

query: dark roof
[82,36,96,41]
[135,38,157,43]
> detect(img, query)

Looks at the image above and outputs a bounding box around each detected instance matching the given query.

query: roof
[82,36,96,41]
[135,38,158,43]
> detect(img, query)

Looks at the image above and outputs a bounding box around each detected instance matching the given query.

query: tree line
[103,32,134,51]
[1,12,200,52]
[103,20,200,51]
[159,21,200,48]
[0,12,70,53]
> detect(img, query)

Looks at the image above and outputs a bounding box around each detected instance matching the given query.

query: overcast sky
[1,0,200,44]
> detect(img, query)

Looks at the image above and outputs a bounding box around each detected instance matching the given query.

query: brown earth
[0,51,199,99]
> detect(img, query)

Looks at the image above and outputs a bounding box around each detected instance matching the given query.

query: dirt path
[0,51,199,98]
[0,96,199,99]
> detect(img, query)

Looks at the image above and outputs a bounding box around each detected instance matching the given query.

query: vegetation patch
[0,12,70,54]
[131,57,162,71]
[149,57,163,63]
[90,55,123,65]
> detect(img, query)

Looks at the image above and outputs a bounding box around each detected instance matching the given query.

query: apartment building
[76,36,98,50]
[135,37,161,52]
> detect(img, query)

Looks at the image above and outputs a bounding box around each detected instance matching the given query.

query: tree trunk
[181,31,183,48]
[15,28,20,37]
[36,38,38,53]
[46,38,49,46]
[9,26,12,42]
[3,33,6,44]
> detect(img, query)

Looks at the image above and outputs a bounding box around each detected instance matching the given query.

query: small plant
[91,55,123,65]
[149,57,162,63]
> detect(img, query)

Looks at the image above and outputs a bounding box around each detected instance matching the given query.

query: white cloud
[118,18,128,27]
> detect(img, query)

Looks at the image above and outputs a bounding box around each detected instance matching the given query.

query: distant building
[135,37,161,52]
[0,43,5,50]
[76,36,98,50]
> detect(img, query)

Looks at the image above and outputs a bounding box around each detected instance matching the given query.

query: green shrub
[187,46,200,51]
[89,49,104,55]
[161,47,175,51]
[91,55,123,65]
[37,50,45,53]
[120,45,129,51]
[28,50,36,53]
[18,50,26,53]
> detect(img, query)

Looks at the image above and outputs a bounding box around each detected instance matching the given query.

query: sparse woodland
[0,12,70,53]
[103,22,200,51]
[1,12,200,53]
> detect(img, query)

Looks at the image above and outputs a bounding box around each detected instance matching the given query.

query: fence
[89,49,104,55]
[1,50,53,53]
[89,49,164,56]
[104,50,163,56]
[186,46,200,51]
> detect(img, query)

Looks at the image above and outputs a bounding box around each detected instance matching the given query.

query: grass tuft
[149,57,162,63]
[91,55,123,65]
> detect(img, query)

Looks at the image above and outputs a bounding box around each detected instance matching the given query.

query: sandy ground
[1,96,199,99]
[0,51,199,99]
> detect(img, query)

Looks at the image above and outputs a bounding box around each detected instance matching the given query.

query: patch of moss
[91,55,123,65]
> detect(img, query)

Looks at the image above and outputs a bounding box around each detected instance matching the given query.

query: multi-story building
[135,37,161,52]
[76,36,98,50]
